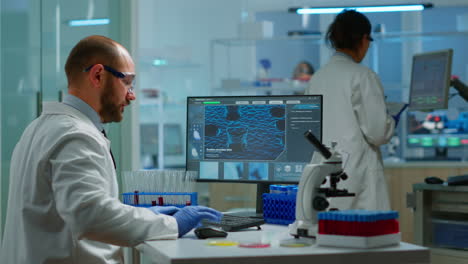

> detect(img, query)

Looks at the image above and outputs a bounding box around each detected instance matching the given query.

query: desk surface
[137,224,430,264]
[414,183,468,192]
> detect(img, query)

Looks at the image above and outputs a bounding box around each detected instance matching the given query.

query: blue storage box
[262,193,296,225]
[433,219,468,249]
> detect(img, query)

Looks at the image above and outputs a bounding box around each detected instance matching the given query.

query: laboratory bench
[134,224,429,264]
[412,183,468,264]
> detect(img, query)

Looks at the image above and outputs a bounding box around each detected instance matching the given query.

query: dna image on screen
[204,104,286,160]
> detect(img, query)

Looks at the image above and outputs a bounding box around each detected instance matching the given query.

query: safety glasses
[84,64,135,94]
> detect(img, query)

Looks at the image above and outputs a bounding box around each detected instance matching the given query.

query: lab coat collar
[42,102,103,136]
[62,94,104,131]
[334,51,354,61]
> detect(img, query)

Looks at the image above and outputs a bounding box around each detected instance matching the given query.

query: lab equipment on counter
[289,130,355,238]
[122,191,198,207]
[447,174,468,186]
[122,170,197,207]
[316,210,401,248]
[202,214,265,232]
[262,192,296,225]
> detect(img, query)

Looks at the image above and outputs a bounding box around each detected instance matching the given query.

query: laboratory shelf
[212,31,468,46]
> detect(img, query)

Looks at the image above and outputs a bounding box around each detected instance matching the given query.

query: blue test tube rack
[122,192,198,207]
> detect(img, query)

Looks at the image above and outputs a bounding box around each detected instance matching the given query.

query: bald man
[1,35,221,264]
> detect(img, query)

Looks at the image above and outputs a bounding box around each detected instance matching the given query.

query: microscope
[289,130,355,238]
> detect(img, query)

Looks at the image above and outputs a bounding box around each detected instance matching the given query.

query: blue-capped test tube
[279,185,288,195]
[286,185,296,196]
[269,185,280,194]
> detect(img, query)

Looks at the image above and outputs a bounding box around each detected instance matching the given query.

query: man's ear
[87,64,105,88]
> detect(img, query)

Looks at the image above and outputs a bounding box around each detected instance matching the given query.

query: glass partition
[0,0,127,239]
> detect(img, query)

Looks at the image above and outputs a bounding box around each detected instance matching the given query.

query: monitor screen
[407,110,468,148]
[186,95,322,184]
[409,49,453,111]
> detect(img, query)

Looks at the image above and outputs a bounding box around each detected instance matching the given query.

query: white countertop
[384,161,468,168]
[136,224,429,264]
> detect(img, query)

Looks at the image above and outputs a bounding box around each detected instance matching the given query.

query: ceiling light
[289,3,433,14]
[68,18,110,27]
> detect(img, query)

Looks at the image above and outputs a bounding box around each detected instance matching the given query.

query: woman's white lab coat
[305,53,395,210]
[1,102,178,264]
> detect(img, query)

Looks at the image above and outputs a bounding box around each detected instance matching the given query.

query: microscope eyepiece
[304,130,331,159]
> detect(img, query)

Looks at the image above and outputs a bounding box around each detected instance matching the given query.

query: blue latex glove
[147,206,180,216]
[392,103,409,128]
[173,206,223,237]
[392,114,401,127]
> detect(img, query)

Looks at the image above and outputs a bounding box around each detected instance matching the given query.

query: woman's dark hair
[326,9,372,51]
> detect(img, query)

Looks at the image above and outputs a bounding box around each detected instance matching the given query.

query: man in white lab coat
[305,10,398,211]
[0,35,221,263]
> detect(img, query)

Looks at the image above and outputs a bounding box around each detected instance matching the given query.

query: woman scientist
[305,10,397,210]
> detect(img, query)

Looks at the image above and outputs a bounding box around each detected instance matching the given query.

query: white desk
[135,224,430,264]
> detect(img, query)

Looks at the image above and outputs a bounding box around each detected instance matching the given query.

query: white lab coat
[305,53,395,211]
[0,102,178,264]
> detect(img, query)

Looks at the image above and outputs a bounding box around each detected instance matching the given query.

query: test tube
[279,186,288,195]
[134,191,139,205]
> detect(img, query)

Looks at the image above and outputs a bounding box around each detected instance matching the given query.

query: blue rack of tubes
[122,191,198,208]
[262,185,297,225]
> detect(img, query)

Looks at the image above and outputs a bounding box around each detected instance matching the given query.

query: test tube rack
[262,193,296,225]
[122,191,198,207]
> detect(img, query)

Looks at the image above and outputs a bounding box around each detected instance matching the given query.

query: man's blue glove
[172,206,223,237]
[147,206,180,216]
[392,103,409,128]
[392,114,401,127]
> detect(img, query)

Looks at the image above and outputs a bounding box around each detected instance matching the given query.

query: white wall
[137,0,246,99]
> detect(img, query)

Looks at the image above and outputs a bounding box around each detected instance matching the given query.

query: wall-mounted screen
[409,49,453,110]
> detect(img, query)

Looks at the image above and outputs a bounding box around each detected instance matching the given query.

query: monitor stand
[254,183,270,218]
[224,183,269,219]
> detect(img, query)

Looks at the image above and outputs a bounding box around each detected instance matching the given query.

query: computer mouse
[194,226,228,239]
[424,176,444,184]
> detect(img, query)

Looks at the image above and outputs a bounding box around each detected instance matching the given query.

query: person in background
[0,35,221,264]
[292,60,315,82]
[305,10,400,211]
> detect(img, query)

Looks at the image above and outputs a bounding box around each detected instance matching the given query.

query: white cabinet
[413,183,468,263]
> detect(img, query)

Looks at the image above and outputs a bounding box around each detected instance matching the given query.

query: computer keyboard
[447,174,468,186]
[202,214,265,232]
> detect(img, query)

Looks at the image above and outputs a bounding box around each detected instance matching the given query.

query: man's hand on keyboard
[173,206,222,237]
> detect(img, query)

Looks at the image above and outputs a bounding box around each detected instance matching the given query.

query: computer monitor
[186,95,323,213]
[409,49,453,111]
[406,110,468,160]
